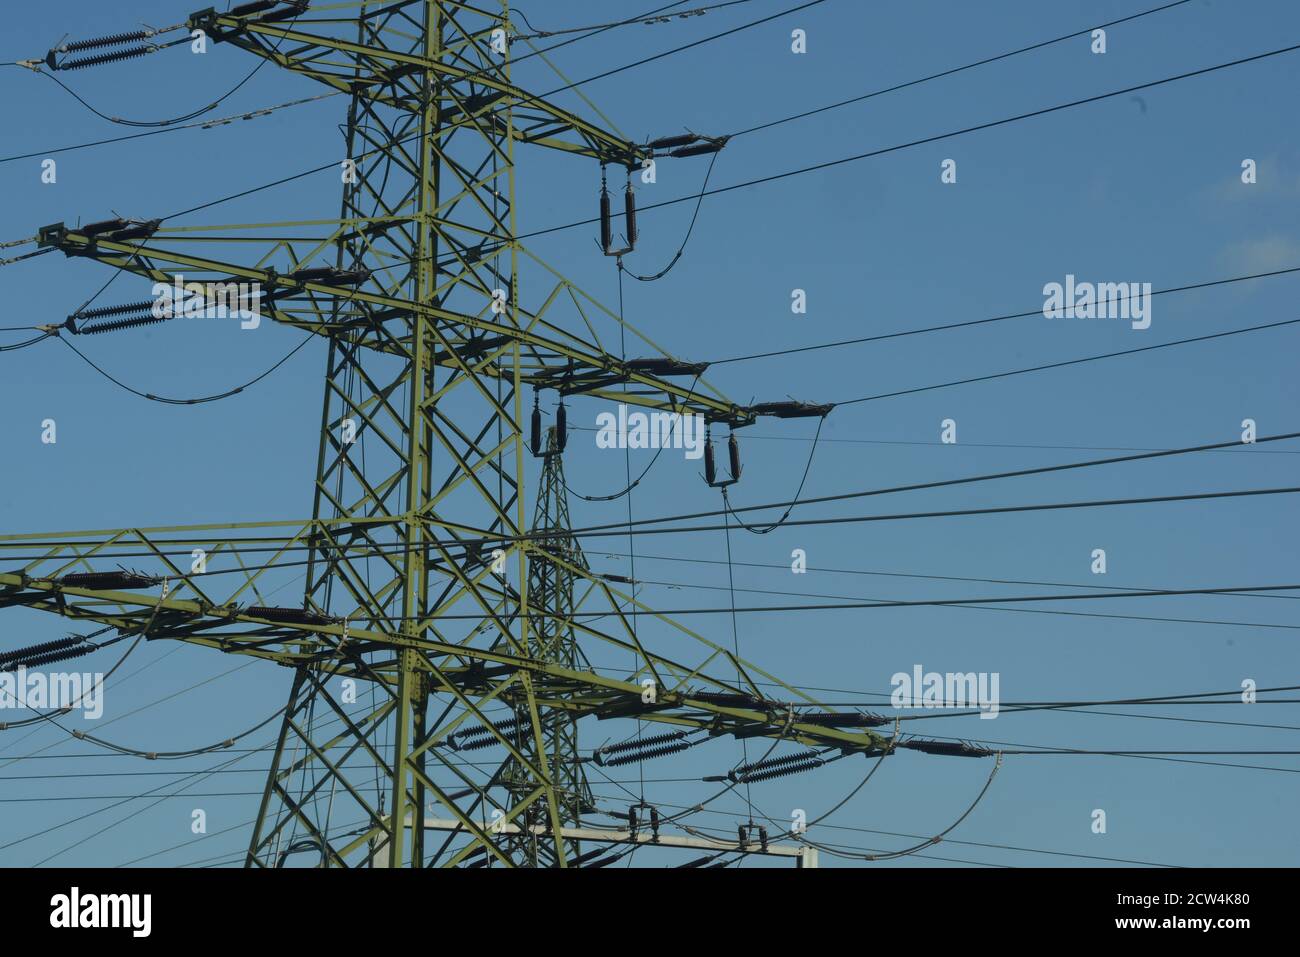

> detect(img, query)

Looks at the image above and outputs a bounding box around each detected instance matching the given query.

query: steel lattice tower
[0,0,919,868]
[497,427,594,866]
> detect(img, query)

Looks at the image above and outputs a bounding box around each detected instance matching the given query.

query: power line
[0,92,340,166]
[710,264,1300,365]
[628,574,1300,631]
[516,40,1300,242]
[835,317,1300,405]
[504,580,1300,620]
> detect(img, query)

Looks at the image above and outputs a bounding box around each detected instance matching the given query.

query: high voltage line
[1,0,1294,870]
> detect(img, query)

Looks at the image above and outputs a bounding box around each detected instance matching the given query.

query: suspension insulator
[245,605,336,626]
[798,711,889,728]
[57,44,154,71]
[530,401,543,456]
[231,0,279,15]
[289,266,371,286]
[669,137,729,158]
[649,133,699,150]
[63,30,153,54]
[449,716,522,751]
[599,183,613,253]
[80,218,130,237]
[730,750,821,780]
[703,435,716,485]
[3,643,96,672]
[594,729,688,761]
[73,300,158,321]
[108,219,161,242]
[555,402,567,451]
[727,434,741,481]
[734,756,826,784]
[598,738,693,767]
[750,400,835,419]
[79,313,169,336]
[572,846,611,867]
[900,738,995,758]
[59,570,158,590]
[623,183,637,249]
[262,0,311,21]
[692,690,764,709]
[0,635,85,666]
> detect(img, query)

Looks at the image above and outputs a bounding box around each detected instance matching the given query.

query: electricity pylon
[496,426,594,866]
[0,0,933,868]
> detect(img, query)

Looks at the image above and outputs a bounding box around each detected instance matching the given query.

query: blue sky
[1,0,1298,868]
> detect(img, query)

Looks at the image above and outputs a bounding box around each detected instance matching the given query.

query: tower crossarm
[188,4,652,166]
[37,223,763,426]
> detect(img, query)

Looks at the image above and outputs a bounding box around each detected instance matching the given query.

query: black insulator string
[38,8,307,129]
[622,149,719,282]
[722,415,824,534]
